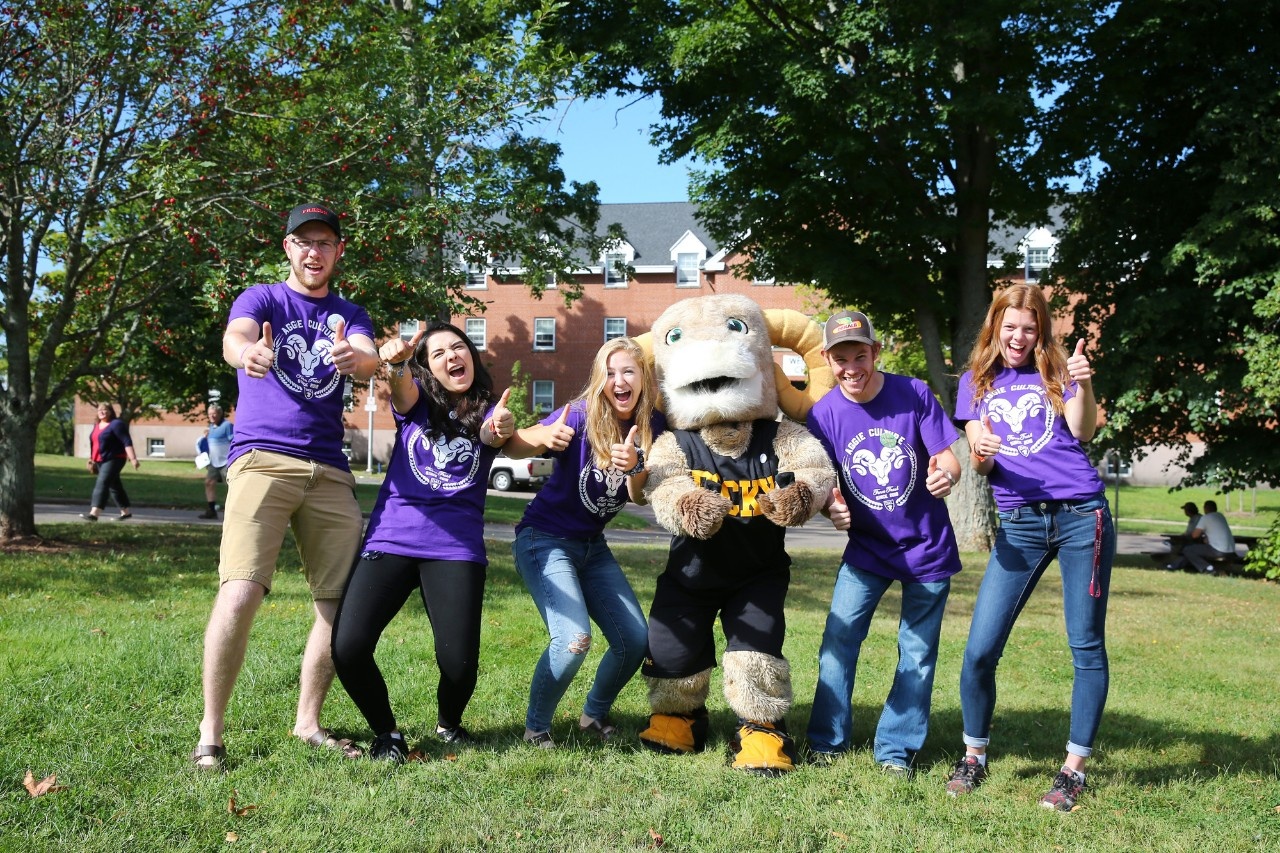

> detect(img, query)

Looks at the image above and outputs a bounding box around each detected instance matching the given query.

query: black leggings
[332,552,486,736]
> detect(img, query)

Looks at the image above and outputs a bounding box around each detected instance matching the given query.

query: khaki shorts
[218,449,363,599]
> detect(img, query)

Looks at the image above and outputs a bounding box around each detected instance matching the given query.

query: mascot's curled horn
[637,294,836,776]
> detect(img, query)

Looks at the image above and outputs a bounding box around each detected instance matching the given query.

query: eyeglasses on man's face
[287,237,341,253]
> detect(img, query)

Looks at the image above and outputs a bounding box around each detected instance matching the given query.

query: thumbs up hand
[825,485,851,531]
[242,322,275,379]
[330,319,359,376]
[972,414,1002,461]
[925,455,955,498]
[543,404,575,452]
[1067,338,1093,385]
[380,324,424,369]
[483,388,514,445]
[611,424,641,472]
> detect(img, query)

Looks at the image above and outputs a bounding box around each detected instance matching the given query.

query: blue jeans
[960,496,1115,759]
[513,528,649,733]
[806,563,950,766]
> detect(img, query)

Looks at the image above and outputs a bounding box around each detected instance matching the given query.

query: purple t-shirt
[226,283,374,471]
[955,364,1104,511]
[362,386,499,564]
[516,402,667,540]
[808,373,962,583]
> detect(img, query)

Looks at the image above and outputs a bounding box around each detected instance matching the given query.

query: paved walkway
[35,498,1166,556]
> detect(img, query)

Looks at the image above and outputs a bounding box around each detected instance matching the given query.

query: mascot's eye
[665,328,682,345]
[726,317,748,334]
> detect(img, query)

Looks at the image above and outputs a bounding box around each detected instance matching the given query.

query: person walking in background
[197,403,234,520]
[81,403,140,522]
[1179,499,1235,574]
[803,311,962,777]
[191,202,380,771]
[504,337,663,749]
[331,322,513,763]
[947,283,1115,812]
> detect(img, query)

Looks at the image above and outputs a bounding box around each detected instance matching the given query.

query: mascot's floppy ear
[634,308,831,422]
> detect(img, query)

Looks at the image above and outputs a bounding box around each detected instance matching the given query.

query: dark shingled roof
[588,202,720,265]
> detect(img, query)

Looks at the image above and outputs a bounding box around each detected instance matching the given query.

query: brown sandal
[190,744,226,771]
[300,728,363,759]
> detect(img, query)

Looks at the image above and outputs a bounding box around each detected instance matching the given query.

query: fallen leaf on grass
[831,831,849,841]
[225,831,238,842]
[23,770,67,797]
[1274,805,1280,814]
[407,749,429,763]
[648,827,664,847]
[90,627,106,636]
[227,791,258,817]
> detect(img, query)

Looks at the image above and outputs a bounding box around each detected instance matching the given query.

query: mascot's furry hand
[756,474,816,528]
[676,481,734,539]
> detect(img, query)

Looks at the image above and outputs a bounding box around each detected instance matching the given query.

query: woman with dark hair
[331,321,513,763]
[82,403,140,521]
[945,283,1114,811]
[505,337,664,748]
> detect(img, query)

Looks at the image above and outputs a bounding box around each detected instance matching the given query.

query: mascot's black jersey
[666,419,790,587]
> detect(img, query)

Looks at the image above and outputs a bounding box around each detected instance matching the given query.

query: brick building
[80,203,1202,488]
[75,202,823,468]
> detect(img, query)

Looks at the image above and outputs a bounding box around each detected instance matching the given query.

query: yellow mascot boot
[729,720,798,776]
[639,671,711,754]
[639,708,709,754]
[722,650,795,776]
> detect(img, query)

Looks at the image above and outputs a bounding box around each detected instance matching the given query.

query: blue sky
[540,93,693,204]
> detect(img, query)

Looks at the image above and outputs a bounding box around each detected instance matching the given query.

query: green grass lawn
[2,524,1278,850]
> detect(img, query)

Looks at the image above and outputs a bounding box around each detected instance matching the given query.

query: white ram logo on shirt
[987,393,1044,434]
[431,435,476,469]
[850,444,906,487]
[283,334,335,377]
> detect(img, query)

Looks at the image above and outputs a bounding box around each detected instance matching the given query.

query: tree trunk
[0,418,40,541]
[947,181,1000,551]
[950,432,996,552]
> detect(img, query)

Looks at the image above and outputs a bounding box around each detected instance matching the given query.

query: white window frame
[147,437,166,458]
[604,251,628,288]
[533,317,556,351]
[1025,246,1051,280]
[532,380,555,415]
[604,317,627,342]
[465,318,487,351]
[398,320,420,341]
[676,252,700,287]
[464,260,488,289]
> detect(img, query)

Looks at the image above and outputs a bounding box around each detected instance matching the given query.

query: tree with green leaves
[1048,0,1280,573]
[542,0,1109,548]
[1,0,609,541]
[1047,0,1280,498]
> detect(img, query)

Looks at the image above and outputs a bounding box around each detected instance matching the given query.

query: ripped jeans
[513,527,648,734]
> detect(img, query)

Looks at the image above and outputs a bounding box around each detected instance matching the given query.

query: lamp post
[364,377,377,474]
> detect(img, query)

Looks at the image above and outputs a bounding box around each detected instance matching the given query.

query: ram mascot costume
[637,294,836,776]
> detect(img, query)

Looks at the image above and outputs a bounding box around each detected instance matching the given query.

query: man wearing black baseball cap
[285,202,343,239]
[192,200,378,770]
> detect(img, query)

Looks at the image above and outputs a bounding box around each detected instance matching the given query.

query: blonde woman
[505,337,665,748]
